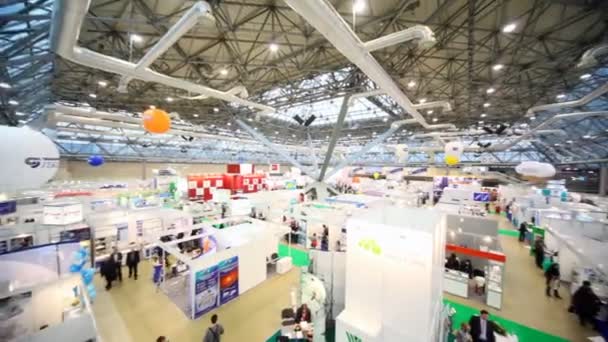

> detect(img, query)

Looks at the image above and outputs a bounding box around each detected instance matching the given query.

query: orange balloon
[143,109,171,133]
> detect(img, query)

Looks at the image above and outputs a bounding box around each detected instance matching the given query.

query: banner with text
[218,256,239,305]
[194,265,219,318]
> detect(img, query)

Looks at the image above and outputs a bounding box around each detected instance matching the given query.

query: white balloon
[394,144,409,164]
[444,141,464,157]
[515,161,556,178]
[0,127,59,191]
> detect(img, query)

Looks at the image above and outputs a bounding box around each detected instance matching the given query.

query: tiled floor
[92,265,300,342]
[445,216,597,342]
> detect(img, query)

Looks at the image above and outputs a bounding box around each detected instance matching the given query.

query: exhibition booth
[0,241,98,341]
[153,219,289,319]
[444,214,505,309]
[336,206,446,342]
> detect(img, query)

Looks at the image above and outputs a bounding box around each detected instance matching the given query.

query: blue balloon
[88,155,104,167]
[88,288,96,301]
[81,268,94,285]
[70,263,83,273]
[86,283,95,293]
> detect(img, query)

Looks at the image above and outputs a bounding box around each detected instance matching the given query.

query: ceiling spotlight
[492,64,504,71]
[478,121,484,124]
[427,110,433,115]
[486,87,496,94]
[583,135,591,139]
[220,68,228,76]
[530,116,536,120]
[213,107,219,112]
[483,102,491,108]
[353,0,366,13]
[325,135,329,139]
[480,113,487,118]
[419,98,427,104]
[113,139,118,143]
[383,117,388,122]
[580,73,591,80]
[166,97,174,102]
[407,80,416,88]
[236,129,240,133]
[588,170,595,174]
[130,33,143,43]
[566,140,573,144]
[502,23,517,33]
[269,43,279,52]
[373,131,377,135]
[98,80,108,87]
[432,118,438,122]
[0,82,11,89]
[193,114,199,118]
[15,112,26,116]
[8,99,18,106]
[275,131,279,134]
[149,105,156,109]
[556,94,566,99]
[227,122,231,126]
[89,93,97,98]
[292,134,296,138]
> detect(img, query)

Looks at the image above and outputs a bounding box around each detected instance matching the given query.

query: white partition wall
[336,206,446,342]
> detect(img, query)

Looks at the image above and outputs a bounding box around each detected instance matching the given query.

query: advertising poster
[218,256,239,305]
[194,265,219,318]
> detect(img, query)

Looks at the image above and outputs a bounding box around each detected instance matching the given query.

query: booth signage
[218,256,239,305]
[194,265,219,318]
[0,201,17,215]
[473,192,490,202]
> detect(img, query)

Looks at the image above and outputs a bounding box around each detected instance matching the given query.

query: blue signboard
[218,256,239,305]
[0,201,17,215]
[473,192,490,202]
[194,265,219,318]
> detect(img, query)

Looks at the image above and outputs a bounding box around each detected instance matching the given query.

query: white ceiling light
[8,99,18,106]
[15,112,26,116]
[407,80,416,88]
[113,139,118,143]
[347,133,352,137]
[89,93,97,98]
[166,97,174,102]
[583,135,591,139]
[427,110,433,115]
[530,116,536,120]
[580,73,591,80]
[554,143,560,147]
[478,121,484,125]
[556,94,566,100]
[372,131,377,135]
[419,98,427,104]
[486,87,496,94]
[193,114,199,118]
[0,82,11,89]
[149,105,156,109]
[382,117,388,122]
[220,68,228,76]
[566,140,573,144]
[275,131,279,134]
[492,64,504,71]
[502,23,517,33]
[483,102,491,108]
[130,34,143,43]
[227,122,231,126]
[213,107,219,112]
[292,134,296,138]
[353,0,366,13]
[98,80,108,87]
[432,118,438,122]
[236,129,240,133]
[480,113,487,118]
[269,43,279,52]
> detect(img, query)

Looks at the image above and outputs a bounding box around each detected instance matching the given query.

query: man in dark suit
[110,247,123,282]
[469,310,495,342]
[126,247,141,280]
[295,303,312,323]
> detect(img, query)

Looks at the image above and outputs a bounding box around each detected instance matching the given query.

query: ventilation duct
[526,82,608,117]
[50,0,274,114]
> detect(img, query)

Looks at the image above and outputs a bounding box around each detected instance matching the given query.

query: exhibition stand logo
[24,157,59,169]
[357,238,382,255]
[346,331,362,342]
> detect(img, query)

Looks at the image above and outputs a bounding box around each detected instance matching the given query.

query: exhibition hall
[1,0,608,341]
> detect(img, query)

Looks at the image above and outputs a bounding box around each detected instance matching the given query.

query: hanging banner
[194,265,219,318]
[218,256,239,305]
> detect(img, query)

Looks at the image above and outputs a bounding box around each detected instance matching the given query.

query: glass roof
[263,95,390,126]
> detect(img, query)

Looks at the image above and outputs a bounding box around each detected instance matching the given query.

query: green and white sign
[346,331,362,342]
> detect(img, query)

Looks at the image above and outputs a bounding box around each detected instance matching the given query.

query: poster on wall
[116,223,128,241]
[218,256,239,305]
[194,265,219,318]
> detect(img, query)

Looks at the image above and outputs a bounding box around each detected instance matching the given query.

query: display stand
[336,206,446,342]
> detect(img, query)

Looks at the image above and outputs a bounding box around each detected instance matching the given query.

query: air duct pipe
[117,2,212,92]
[577,44,608,68]
[364,25,436,52]
[283,0,455,130]
[526,82,608,117]
[413,101,452,112]
[50,0,275,114]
